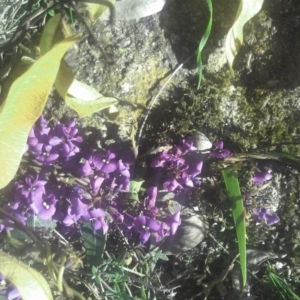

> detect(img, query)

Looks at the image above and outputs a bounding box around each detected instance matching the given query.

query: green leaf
[81,222,106,268]
[196,0,213,89]
[39,13,62,55]
[0,36,79,189]
[65,80,118,117]
[129,178,145,194]
[140,285,147,300]
[40,14,80,104]
[222,169,247,286]
[0,250,53,300]
[225,0,264,75]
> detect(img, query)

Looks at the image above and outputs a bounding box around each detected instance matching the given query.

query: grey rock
[101,0,173,20]
[151,208,208,255]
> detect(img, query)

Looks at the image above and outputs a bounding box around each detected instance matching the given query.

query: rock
[101,0,173,20]
[151,207,208,255]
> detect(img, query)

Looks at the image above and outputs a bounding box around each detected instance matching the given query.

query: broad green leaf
[0,36,79,189]
[0,250,53,300]
[196,0,213,89]
[225,0,264,74]
[222,169,247,286]
[40,14,79,102]
[65,80,118,117]
[39,13,62,55]
[81,222,106,268]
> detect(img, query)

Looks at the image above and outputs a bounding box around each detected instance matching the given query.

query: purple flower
[181,139,197,153]
[133,216,161,244]
[27,115,51,156]
[163,176,182,192]
[63,190,90,226]
[92,151,118,173]
[82,208,108,233]
[210,140,232,159]
[16,174,46,204]
[252,171,273,185]
[30,193,57,220]
[34,144,60,165]
[49,120,83,158]
[150,150,172,167]
[253,207,280,226]
[162,211,181,235]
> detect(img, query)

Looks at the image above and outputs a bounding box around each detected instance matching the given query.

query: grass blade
[196,0,213,89]
[222,169,247,286]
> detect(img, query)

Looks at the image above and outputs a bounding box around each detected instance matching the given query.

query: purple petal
[133,216,147,231]
[163,211,181,235]
[147,218,161,232]
[163,178,182,191]
[188,161,203,176]
[89,208,105,219]
[80,160,93,177]
[92,218,108,233]
[181,139,197,152]
[252,171,273,185]
[6,284,21,300]
[48,136,62,146]
[150,156,166,167]
[118,160,131,177]
[180,172,194,187]
[214,140,224,150]
[265,212,280,226]
[139,231,151,244]
[90,176,105,195]
[145,186,157,208]
[101,161,117,173]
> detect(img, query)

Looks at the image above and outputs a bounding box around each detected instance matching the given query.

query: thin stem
[0,208,41,246]
[135,56,192,159]
[57,254,67,292]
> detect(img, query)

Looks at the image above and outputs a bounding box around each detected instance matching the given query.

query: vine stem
[134,56,192,158]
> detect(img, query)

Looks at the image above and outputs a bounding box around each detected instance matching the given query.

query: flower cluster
[27,116,83,164]
[0,116,184,245]
[151,140,203,192]
[131,186,181,243]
